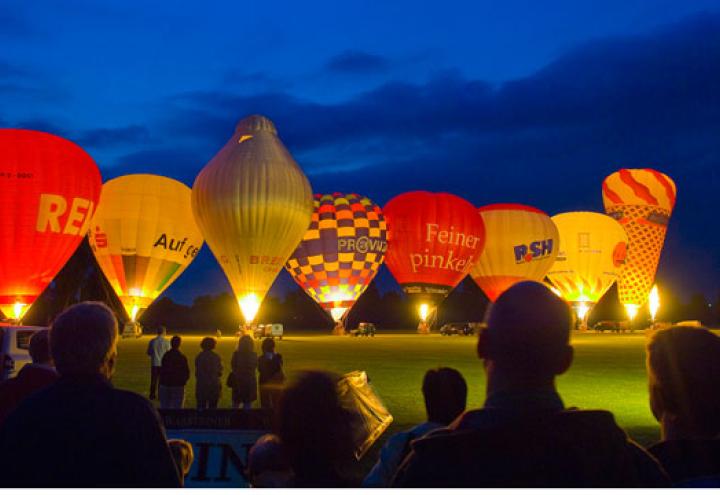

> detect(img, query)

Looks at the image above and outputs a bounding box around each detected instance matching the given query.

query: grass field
[115,331,661,458]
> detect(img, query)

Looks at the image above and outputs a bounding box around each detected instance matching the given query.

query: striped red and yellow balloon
[602,168,676,318]
[89,174,204,321]
[285,193,388,323]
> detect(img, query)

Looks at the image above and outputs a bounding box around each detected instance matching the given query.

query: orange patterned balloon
[602,168,676,317]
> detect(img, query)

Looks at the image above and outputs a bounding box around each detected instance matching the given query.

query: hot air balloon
[546,212,628,327]
[383,192,485,332]
[192,115,313,324]
[470,204,558,302]
[602,168,676,320]
[285,193,387,334]
[88,174,204,322]
[0,130,101,321]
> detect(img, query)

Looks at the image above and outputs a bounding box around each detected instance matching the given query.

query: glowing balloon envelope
[285,193,387,324]
[192,115,314,323]
[88,174,204,321]
[546,212,628,318]
[383,191,486,320]
[0,130,101,320]
[602,168,676,318]
[470,204,558,302]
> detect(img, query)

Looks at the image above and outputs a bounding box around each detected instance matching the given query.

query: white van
[0,325,47,381]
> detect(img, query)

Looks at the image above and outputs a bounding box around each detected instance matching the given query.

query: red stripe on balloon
[618,169,658,205]
[644,168,676,209]
[602,181,623,205]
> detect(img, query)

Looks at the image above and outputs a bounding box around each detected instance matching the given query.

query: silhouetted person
[393,281,668,488]
[230,335,258,409]
[258,338,284,409]
[195,336,222,409]
[159,335,190,408]
[0,329,58,426]
[147,325,170,400]
[276,371,359,487]
[364,367,467,487]
[646,326,720,487]
[0,302,180,487]
[247,434,294,488]
[168,438,194,487]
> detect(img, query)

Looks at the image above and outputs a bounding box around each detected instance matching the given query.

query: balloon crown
[235,115,277,135]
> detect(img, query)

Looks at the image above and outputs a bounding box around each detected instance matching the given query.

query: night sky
[3,1,719,305]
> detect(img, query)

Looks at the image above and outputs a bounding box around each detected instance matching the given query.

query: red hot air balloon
[383,191,485,331]
[0,130,102,320]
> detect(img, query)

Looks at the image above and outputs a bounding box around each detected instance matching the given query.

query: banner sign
[161,409,272,488]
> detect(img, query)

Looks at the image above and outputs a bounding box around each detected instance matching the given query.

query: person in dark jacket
[364,367,467,487]
[276,371,359,487]
[258,338,284,409]
[0,302,180,488]
[195,336,223,409]
[393,281,668,488]
[159,335,190,409]
[0,329,58,426]
[646,326,720,487]
[230,335,258,409]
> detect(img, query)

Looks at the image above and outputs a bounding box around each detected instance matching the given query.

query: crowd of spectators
[0,281,719,487]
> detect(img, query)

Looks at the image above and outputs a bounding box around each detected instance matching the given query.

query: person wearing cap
[393,281,668,487]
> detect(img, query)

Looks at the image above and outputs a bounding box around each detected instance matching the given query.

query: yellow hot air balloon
[470,204,559,302]
[602,168,676,319]
[547,212,628,324]
[88,174,204,321]
[191,115,314,324]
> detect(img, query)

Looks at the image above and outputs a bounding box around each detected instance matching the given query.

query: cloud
[0,7,31,38]
[325,51,389,74]
[110,147,207,186]
[76,125,152,149]
[158,13,720,298]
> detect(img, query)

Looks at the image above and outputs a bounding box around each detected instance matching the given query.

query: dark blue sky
[2,1,719,304]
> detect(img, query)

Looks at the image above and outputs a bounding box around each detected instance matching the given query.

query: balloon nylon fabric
[547,212,627,304]
[191,115,314,318]
[285,192,388,317]
[383,191,486,303]
[0,129,101,319]
[89,174,204,317]
[470,204,558,302]
[602,168,676,307]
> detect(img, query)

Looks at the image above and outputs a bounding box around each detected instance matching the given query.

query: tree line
[20,239,720,331]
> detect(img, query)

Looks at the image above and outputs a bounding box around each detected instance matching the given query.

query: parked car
[121,321,143,339]
[675,320,702,328]
[440,322,474,336]
[253,323,283,340]
[349,322,376,337]
[592,320,630,333]
[0,325,46,381]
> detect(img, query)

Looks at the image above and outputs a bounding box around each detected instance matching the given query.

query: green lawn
[115,331,660,454]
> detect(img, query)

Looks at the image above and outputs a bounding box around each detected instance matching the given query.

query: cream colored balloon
[191,115,314,322]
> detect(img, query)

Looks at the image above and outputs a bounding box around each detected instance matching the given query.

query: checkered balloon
[285,193,388,321]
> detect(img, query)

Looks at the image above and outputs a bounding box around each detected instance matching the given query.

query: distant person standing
[147,326,171,400]
[230,335,258,409]
[258,338,284,409]
[159,336,190,409]
[195,337,223,409]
